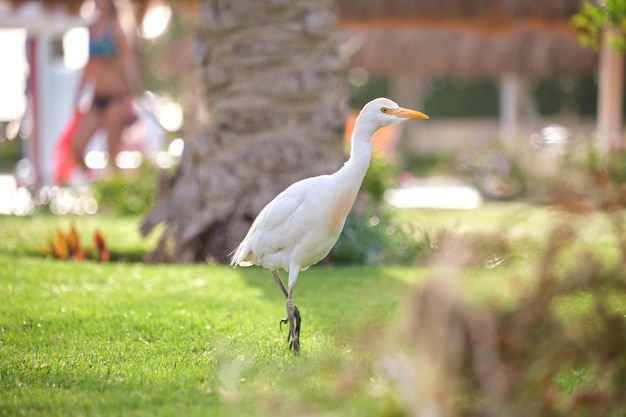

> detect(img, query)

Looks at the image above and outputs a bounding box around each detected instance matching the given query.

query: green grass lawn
[0,204,624,416]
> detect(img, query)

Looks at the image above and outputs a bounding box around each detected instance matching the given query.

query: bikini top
[89,26,117,58]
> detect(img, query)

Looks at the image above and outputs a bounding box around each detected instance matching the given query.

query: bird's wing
[230,176,334,269]
[230,180,308,267]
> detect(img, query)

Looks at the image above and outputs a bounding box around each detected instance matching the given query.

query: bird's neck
[337,116,379,185]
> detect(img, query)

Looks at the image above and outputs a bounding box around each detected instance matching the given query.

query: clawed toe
[279,305,301,353]
[271,272,302,354]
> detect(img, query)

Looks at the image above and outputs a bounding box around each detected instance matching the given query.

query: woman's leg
[72,108,102,169]
[102,96,129,171]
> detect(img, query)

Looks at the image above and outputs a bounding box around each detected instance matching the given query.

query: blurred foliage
[456,145,527,201]
[424,77,499,117]
[41,222,109,262]
[456,133,626,206]
[93,163,157,216]
[360,152,400,202]
[349,74,599,117]
[581,138,626,184]
[402,153,457,177]
[381,217,626,417]
[547,137,626,212]
[330,152,426,265]
[330,201,425,265]
[348,76,390,110]
[0,137,21,171]
[572,0,626,52]
[532,76,598,116]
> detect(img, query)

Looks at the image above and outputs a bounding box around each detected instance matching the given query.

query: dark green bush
[329,151,425,265]
[0,136,21,171]
[330,201,425,265]
[93,163,157,216]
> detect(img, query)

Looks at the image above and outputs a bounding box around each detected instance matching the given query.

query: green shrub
[93,164,157,216]
[360,152,400,202]
[328,151,425,265]
[330,200,425,265]
[0,136,21,171]
[580,138,626,184]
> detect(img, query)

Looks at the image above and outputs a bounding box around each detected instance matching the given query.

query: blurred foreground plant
[549,138,626,213]
[41,223,110,262]
[379,217,626,417]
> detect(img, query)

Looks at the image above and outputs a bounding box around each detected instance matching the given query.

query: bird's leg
[272,270,292,328]
[272,270,301,353]
[286,286,300,354]
[281,303,301,349]
[272,270,288,298]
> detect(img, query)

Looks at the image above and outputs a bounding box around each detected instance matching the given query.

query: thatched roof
[6,0,596,77]
[337,0,582,22]
[337,0,597,77]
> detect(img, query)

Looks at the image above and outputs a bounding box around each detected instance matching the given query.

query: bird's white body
[229,98,428,353]
[231,161,362,284]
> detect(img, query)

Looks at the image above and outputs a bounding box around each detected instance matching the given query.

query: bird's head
[358,97,429,130]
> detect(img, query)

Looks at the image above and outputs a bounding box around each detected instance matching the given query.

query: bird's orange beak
[389,107,429,119]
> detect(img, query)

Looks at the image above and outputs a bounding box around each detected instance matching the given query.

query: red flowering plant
[41,223,109,262]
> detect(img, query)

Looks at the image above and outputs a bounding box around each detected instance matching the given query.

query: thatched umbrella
[337,0,596,77]
[7,0,596,79]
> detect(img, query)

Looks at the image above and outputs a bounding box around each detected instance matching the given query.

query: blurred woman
[70,0,140,180]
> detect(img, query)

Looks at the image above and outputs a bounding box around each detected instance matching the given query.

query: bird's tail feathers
[229,245,241,268]
[229,242,253,268]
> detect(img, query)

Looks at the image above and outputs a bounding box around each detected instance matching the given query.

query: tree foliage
[572,0,626,52]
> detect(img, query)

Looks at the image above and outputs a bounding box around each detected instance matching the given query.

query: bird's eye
[381,107,388,113]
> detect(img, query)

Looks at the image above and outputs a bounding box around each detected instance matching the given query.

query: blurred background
[0,0,620,228]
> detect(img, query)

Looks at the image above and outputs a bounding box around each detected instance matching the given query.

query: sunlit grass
[0,204,624,416]
[0,259,408,416]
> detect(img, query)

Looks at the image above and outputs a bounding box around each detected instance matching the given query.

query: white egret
[230,97,429,354]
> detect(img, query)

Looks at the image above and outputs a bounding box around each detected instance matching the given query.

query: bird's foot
[280,301,301,354]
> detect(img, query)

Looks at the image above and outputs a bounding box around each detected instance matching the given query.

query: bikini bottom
[92,93,125,111]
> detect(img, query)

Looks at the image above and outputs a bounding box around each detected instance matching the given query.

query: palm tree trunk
[141,0,347,263]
